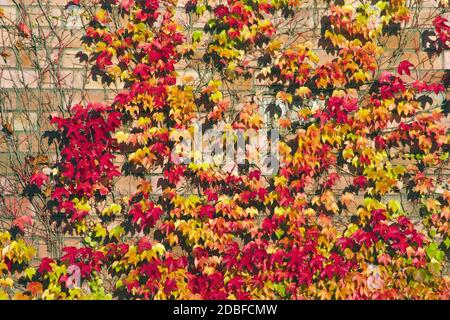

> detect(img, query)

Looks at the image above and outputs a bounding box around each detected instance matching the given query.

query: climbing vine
[0,0,449,299]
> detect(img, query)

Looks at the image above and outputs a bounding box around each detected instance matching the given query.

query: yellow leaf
[341,192,354,208]
[0,278,13,287]
[13,292,30,300]
[388,200,401,213]
[95,224,107,239]
[276,91,293,104]
[168,233,179,246]
[108,225,125,241]
[125,246,140,265]
[353,70,367,83]
[0,289,8,300]
[152,243,166,256]
[296,86,312,98]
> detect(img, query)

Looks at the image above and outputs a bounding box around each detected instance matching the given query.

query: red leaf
[379,71,393,83]
[96,51,112,69]
[27,282,43,296]
[164,278,178,295]
[203,188,218,202]
[374,136,387,149]
[13,215,33,232]
[214,5,229,18]
[397,60,414,76]
[30,172,49,188]
[353,175,367,189]
[38,257,55,274]
[120,0,134,11]
[18,22,31,38]
[411,80,428,92]
[199,205,215,219]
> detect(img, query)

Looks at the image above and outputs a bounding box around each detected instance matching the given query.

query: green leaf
[275,229,284,239]
[218,30,227,45]
[195,5,206,15]
[444,237,450,249]
[192,30,202,43]
[426,243,437,259]
[427,259,441,276]
[429,229,437,238]
[273,282,286,297]
[84,235,95,246]
[388,200,401,213]
[413,268,427,283]
[347,133,357,141]
[109,225,125,241]
[24,267,36,280]
[439,152,449,161]
[207,19,216,29]
[426,243,445,261]
[375,1,388,11]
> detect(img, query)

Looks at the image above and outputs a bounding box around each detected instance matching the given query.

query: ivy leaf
[95,224,107,239]
[295,86,312,98]
[218,30,227,45]
[427,259,442,276]
[152,243,166,256]
[376,1,388,11]
[444,237,450,249]
[18,22,31,38]
[0,290,8,300]
[26,282,43,296]
[387,200,401,213]
[196,5,206,15]
[397,60,414,76]
[275,229,284,239]
[109,225,125,241]
[30,172,49,188]
[24,267,36,280]
[426,243,445,261]
[192,30,203,43]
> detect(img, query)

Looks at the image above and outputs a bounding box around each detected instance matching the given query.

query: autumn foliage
[0,0,449,299]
